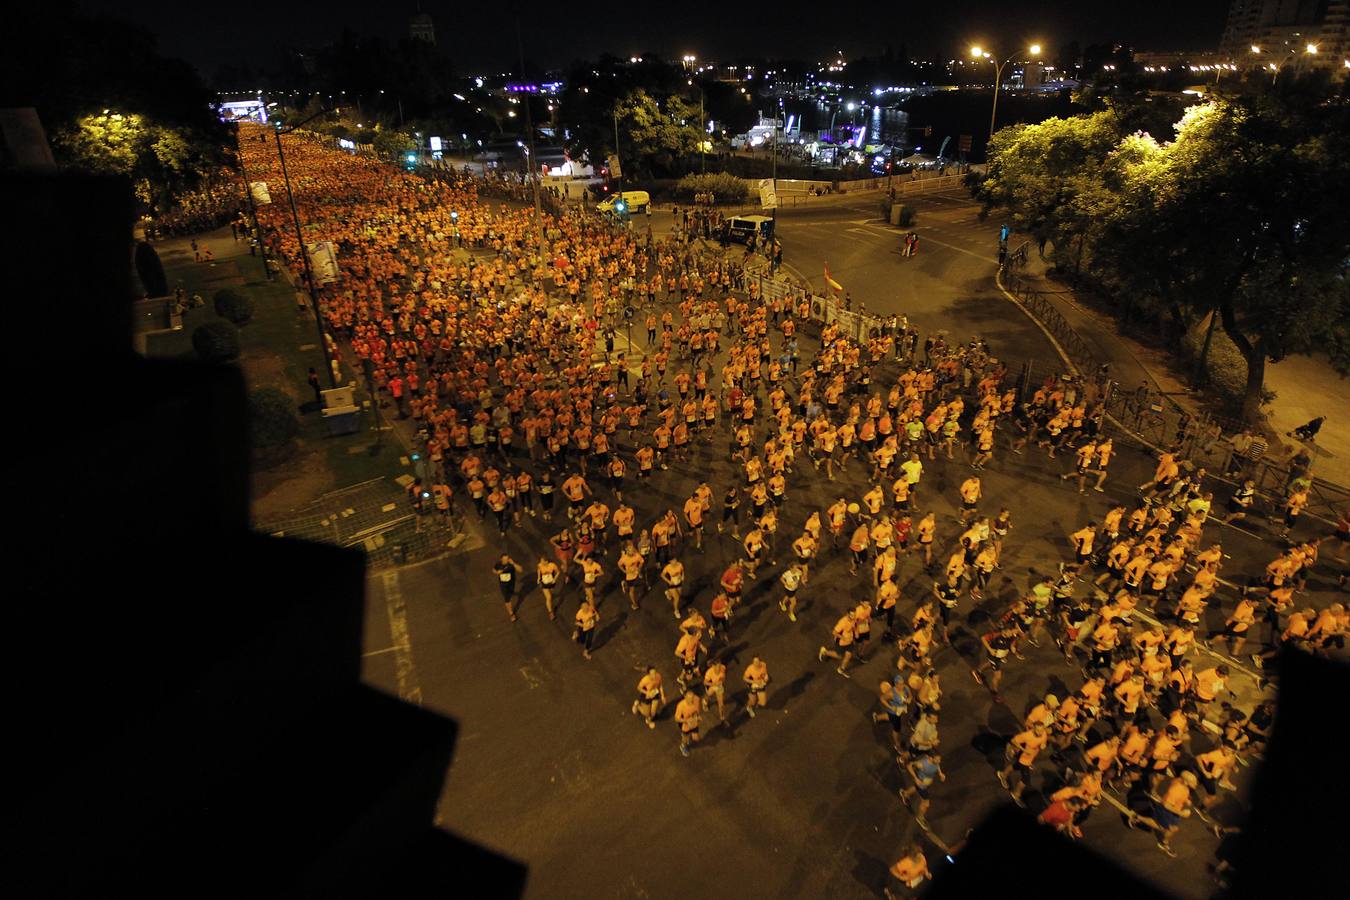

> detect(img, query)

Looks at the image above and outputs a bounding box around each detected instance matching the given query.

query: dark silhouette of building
[7,172,524,898]
[1221,0,1349,66]
[409,9,436,45]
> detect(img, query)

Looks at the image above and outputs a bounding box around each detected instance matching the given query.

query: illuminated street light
[1255,42,1320,83]
[971,43,1043,139]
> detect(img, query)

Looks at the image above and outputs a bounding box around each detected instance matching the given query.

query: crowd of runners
[237,125,1348,897]
[144,171,246,239]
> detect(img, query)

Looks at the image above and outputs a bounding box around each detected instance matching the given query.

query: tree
[192,321,241,364]
[249,388,301,451]
[614,90,702,178]
[975,110,1122,264]
[372,129,417,160]
[4,9,231,211]
[556,56,741,177]
[1108,99,1350,419]
[983,93,1350,421]
[134,242,168,298]
[213,289,254,325]
[52,112,219,209]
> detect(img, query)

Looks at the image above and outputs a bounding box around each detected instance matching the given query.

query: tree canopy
[556,56,755,178]
[3,8,231,210]
[977,92,1350,420]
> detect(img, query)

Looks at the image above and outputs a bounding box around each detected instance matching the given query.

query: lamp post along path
[972,44,1041,141]
[273,117,339,388]
[515,16,546,256]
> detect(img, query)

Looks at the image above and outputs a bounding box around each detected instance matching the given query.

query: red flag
[824,261,844,294]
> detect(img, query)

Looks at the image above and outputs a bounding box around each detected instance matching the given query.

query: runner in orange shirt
[958,475,981,525]
[818,609,858,677]
[883,844,930,899]
[683,492,706,551]
[743,655,770,718]
[999,723,1048,806]
[674,690,702,758]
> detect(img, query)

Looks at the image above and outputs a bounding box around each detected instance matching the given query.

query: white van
[597,190,651,214]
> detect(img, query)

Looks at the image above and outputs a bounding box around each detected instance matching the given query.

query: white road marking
[380,570,423,705]
[913,232,998,264]
[520,660,543,689]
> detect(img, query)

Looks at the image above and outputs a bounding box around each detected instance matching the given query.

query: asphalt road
[356,198,1346,899]
[772,192,1060,369]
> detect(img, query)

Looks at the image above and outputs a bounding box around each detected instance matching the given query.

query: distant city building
[1011,61,1047,88]
[1220,0,1348,68]
[409,9,436,45]
[1133,49,1228,68]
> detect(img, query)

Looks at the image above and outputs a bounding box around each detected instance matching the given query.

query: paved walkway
[1261,353,1350,485]
[1012,248,1350,489]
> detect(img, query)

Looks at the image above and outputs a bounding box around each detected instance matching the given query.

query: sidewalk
[145,226,414,522]
[1261,353,1350,485]
[1009,249,1350,489]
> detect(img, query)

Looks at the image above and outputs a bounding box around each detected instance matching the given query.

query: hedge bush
[672,172,751,204]
[213,288,254,325]
[248,387,300,450]
[134,241,168,297]
[191,320,241,363]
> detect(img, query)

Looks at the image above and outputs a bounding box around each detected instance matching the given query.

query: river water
[780,99,913,146]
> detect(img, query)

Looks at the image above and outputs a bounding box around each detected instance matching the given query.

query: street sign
[759,179,778,210]
[607,154,622,178]
[959,134,973,153]
[306,241,340,285]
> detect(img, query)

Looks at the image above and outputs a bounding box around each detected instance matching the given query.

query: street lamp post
[770,117,778,231]
[971,44,1041,140]
[686,77,706,174]
[613,108,624,196]
[682,58,707,175]
[515,16,546,255]
[1250,43,1319,84]
[273,114,339,388]
[231,126,271,281]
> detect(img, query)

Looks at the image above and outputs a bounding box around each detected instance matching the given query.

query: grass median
[146,228,408,520]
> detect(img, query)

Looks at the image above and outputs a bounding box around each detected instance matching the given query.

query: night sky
[75,0,1230,79]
